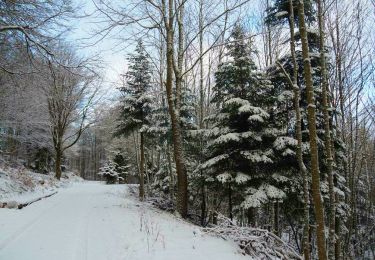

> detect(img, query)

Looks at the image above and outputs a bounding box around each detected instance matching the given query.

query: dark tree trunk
[274,202,280,236]
[247,208,256,226]
[228,184,233,221]
[317,1,336,257]
[55,147,62,180]
[200,184,206,226]
[139,132,145,201]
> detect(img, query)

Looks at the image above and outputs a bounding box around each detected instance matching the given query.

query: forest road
[0,182,247,260]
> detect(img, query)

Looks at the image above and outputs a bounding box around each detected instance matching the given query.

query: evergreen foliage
[116,39,153,137]
[98,160,121,184]
[202,25,285,217]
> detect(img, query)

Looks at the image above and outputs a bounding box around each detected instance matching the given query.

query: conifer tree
[202,25,282,223]
[116,39,153,201]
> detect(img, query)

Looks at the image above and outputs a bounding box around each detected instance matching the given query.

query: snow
[238,105,269,118]
[0,166,82,205]
[217,172,232,183]
[98,161,124,180]
[275,11,288,18]
[273,136,298,151]
[248,114,265,123]
[241,150,273,163]
[211,133,240,145]
[0,183,248,260]
[242,188,268,208]
[224,98,249,107]
[264,184,286,199]
[234,173,250,184]
[240,131,262,142]
[282,148,296,156]
[200,154,229,169]
[242,184,285,209]
[277,90,294,102]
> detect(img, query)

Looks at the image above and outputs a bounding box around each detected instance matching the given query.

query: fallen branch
[17,191,58,209]
[203,214,302,260]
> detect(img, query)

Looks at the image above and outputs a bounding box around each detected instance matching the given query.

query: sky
[65,0,130,99]
[65,0,374,109]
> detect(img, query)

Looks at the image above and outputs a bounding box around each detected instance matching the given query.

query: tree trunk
[228,183,233,221]
[200,184,206,226]
[164,0,188,217]
[317,0,336,257]
[198,0,206,227]
[55,146,62,180]
[139,132,145,201]
[270,202,275,232]
[266,0,272,66]
[335,197,341,259]
[132,132,141,177]
[247,208,256,226]
[166,144,174,200]
[287,1,310,257]
[297,1,327,259]
[274,202,279,236]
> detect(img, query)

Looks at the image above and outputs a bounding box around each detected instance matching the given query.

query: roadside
[0,164,83,208]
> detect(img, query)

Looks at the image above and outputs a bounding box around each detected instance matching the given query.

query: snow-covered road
[0,182,247,260]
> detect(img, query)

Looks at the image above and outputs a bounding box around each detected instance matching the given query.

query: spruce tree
[113,152,130,183]
[201,25,283,223]
[98,160,120,184]
[116,39,153,200]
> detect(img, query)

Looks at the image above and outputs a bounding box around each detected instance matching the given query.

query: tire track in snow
[73,192,93,260]
[0,196,62,251]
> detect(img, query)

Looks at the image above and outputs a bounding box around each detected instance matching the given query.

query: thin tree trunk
[132,132,141,177]
[228,183,233,221]
[139,132,145,200]
[270,202,275,232]
[165,144,174,199]
[198,0,206,227]
[335,201,341,259]
[274,202,279,236]
[317,1,336,257]
[278,1,310,258]
[297,1,327,259]
[266,0,272,66]
[200,184,206,226]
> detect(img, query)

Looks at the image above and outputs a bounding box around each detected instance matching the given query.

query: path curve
[0,182,248,260]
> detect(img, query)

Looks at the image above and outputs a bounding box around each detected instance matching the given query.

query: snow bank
[0,165,82,205]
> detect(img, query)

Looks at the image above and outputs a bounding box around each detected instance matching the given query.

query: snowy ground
[0,182,249,260]
[0,165,82,205]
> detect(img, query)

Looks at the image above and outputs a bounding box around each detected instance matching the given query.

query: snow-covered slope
[0,165,82,205]
[0,183,249,260]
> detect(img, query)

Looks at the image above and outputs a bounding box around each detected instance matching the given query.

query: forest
[0,0,374,259]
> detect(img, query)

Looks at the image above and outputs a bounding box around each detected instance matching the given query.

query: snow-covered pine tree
[265,0,316,26]
[113,152,130,183]
[201,25,282,223]
[116,39,153,200]
[98,160,120,184]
